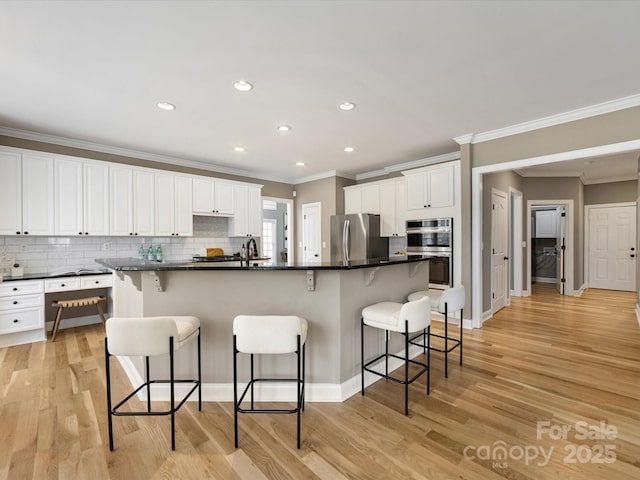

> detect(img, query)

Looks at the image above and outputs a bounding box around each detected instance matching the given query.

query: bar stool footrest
[363,353,428,385]
[236,377,304,414]
[111,379,200,417]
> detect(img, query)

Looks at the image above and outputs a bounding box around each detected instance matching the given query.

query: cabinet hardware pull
[13,301,18,305]
[12,287,17,291]
[13,319,19,323]
[61,283,65,287]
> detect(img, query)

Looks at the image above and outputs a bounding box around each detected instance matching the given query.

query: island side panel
[137,269,344,384]
[339,261,430,383]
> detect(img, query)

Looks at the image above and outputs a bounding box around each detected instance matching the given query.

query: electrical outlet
[102,242,111,251]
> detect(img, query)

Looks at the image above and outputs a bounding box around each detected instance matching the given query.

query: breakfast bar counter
[96,256,430,402]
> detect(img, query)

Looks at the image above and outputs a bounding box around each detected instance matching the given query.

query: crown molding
[355,151,461,181]
[453,133,474,145]
[581,173,638,185]
[0,126,295,185]
[294,170,356,185]
[469,93,640,144]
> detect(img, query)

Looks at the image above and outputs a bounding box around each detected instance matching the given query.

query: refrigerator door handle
[344,219,351,261]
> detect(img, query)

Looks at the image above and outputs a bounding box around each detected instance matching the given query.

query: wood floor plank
[0,283,638,479]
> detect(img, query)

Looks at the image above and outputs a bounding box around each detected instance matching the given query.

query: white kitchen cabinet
[344,187,361,214]
[110,166,155,236]
[55,158,110,236]
[0,149,23,235]
[193,177,235,216]
[344,184,380,215]
[21,153,55,236]
[406,163,454,210]
[379,179,406,237]
[0,280,44,337]
[228,184,262,237]
[155,172,193,237]
[535,210,557,238]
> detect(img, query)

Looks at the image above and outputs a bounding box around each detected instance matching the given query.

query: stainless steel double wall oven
[406,218,453,288]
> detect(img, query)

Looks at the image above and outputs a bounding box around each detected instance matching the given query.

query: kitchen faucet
[246,236,258,265]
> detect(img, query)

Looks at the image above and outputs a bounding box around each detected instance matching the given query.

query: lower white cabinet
[0,280,44,336]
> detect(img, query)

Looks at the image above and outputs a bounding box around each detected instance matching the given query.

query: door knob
[631,247,636,251]
[504,256,509,261]
[631,254,636,258]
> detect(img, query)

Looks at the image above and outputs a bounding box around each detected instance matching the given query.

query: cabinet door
[0,150,22,235]
[133,170,155,236]
[213,181,235,215]
[109,166,133,236]
[395,180,406,237]
[344,187,361,214]
[229,184,248,236]
[83,162,110,236]
[361,183,380,214]
[535,210,557,238]
[379,182,396,237]
[54,158,83,236]
[427,165,454,208]
[247,185,262,236]
[405,172,427,210]
[192,178,214,214]
[174,175,193,236]
[154,172,176,236]
[22,154,54,235]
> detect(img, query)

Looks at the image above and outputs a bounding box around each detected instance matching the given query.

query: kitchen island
[96,256,430,402]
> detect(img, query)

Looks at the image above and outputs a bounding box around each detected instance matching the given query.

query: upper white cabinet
[344,183,380,215]
[0,150,23,235]
[155,173,193,237]
[405,164,454,210]
[535,210,557,238]
[193,178,235,216]
[379,179,406,237]
[54,158,110,236]
[228,184,262,237]
[21,153,55,236]
[110,166,155,236]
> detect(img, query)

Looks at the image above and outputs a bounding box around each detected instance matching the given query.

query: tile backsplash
[0,216,250,276]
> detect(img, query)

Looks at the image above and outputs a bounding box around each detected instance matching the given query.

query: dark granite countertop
[94,255,430,272]
[0,268,111,282]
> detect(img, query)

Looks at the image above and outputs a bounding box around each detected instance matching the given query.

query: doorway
[262,197,293,264]
[527,200,573,296]
[302,202,322,263]
[491,188,509,313]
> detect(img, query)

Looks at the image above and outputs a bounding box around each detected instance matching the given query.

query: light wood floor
[1,284,639,479]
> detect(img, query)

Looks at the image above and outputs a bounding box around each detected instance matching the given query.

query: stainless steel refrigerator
[330,214,388,262]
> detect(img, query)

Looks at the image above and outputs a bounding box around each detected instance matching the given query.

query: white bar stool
[233,315,308,449]
[361,296,431,415]
[105,316,202,451]
[408,285,465,378]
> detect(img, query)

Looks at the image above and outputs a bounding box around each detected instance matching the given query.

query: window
[262,219,276,261]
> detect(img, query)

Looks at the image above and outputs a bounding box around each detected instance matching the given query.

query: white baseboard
[115,343,430,403]
[482,309,493,325]
[0,328,46,348]
[509,289,523,297]
[573,284,587,297]
[635,303,640,328]
[522,290,530,297]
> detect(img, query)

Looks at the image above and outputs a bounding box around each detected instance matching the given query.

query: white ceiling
[1,1,640,184]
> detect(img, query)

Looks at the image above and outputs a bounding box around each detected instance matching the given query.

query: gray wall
[294,176,337,262]
[584,180,637,205]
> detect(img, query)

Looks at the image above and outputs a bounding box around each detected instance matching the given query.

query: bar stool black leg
[444,304,449,379]
[361,317,365,395]
[105,338,114,451]
[302,342,306,410]
[427,325,431,395]
[250,354,254,410]
[197,328,202,410]
[169,336,175,451]
[296,334,301,449]
[233,335,238,448]
[459,308,463,366]
[404,320,409,416]
[385,330,389,377]
[145,356,151,412]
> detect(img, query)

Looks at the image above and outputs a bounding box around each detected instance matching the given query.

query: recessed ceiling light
[233,80,253,92]
[339,102,356,111]
[234,147,245,152]
[296,162,305,166]
[278,125,291,132]
[157,102,175,111]
[344,147,355,152]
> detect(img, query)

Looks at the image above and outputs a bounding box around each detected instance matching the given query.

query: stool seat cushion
[106,316,200,357]
[407,290,442,310]
[234,315,308,354]
[362,297,431,333]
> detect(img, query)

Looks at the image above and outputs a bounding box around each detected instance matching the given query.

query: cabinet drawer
[44,277,82,293]
[0,280,44,297]
[0,308,44,334]
[81,274,112,289]
[0,293,44,311]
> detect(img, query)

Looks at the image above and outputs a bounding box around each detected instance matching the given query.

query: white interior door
[302,202,322,263]
[588,205,636,291]
[491,189,508,313]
